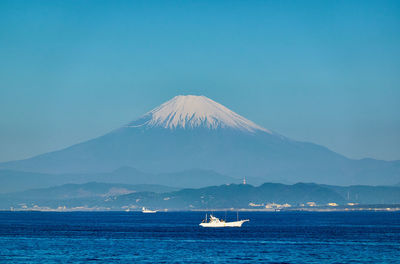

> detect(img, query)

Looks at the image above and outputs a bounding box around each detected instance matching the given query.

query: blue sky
[0,0,399,162]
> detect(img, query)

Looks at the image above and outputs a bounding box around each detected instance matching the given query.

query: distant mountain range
[0,182,177,209]
[1,95,399,186]
[111,183,400,210]
[0,167,245,193]
[2,182,400,211]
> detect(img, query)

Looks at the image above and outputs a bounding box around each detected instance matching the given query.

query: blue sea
[0,211,399,263]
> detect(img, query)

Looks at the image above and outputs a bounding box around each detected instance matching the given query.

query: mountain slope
[1,95,399,185]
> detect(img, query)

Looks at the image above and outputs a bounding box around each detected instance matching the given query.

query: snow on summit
[127,95,271,133]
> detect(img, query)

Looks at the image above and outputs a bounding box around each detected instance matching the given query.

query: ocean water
[0,211,399,263]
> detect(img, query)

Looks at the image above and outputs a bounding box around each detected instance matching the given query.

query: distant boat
[142,207,157,213]
[199,213,249,227]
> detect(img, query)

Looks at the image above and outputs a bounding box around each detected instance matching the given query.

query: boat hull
[199,219,249,227]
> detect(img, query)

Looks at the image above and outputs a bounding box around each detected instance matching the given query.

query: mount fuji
[1,95,399,185]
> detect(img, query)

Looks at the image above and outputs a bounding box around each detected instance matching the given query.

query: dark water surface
[0,211,399,263]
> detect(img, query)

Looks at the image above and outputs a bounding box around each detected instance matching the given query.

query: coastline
[2,204,400,212]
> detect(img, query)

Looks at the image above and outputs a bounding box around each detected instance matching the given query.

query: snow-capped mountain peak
[127,95,271,133]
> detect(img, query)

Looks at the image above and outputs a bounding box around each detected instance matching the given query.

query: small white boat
[199,214,249,228]
[142,207,157,213]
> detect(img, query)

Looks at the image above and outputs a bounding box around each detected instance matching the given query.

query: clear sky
[0,0,399,162]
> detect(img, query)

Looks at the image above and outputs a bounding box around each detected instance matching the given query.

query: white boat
[142,207,157,213]
[199,214,249,227]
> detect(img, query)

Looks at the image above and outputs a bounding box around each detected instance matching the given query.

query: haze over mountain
[1,95,399,186]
